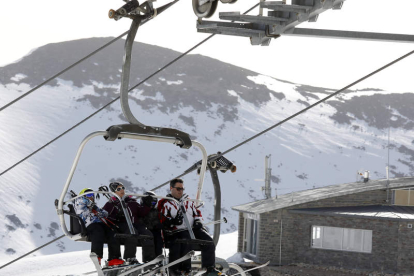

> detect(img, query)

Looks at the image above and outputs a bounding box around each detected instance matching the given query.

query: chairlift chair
[54,1,245,275]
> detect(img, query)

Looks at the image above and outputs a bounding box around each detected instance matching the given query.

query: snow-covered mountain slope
[0,37,413,262]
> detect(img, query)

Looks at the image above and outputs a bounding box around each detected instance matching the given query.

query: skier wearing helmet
[103,181,156,265]
[74,188,123,266]
[141,191,163,256]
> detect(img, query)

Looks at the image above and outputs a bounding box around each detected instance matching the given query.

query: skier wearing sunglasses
[103,181,156,265]
[158,178,219,276]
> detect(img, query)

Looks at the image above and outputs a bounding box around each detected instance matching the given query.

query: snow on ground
[0,231,239,276]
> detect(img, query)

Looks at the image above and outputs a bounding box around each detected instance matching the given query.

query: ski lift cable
[0,234,65,270]
[0,3,260,178]
[151,48,414,191]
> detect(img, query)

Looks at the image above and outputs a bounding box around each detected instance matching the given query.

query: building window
[243,213,259,256]
[311,226,372,253]
[392,188,414,206]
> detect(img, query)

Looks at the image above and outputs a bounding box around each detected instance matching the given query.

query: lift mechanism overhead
[194,0,414,46]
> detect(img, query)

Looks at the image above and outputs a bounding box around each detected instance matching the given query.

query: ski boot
[107,258,125,267]
[203,267,222,276]
[125,257,141,265]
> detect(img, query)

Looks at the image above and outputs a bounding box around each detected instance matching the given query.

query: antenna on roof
[386,105,391,202]
[386,105,391,181]
[256,154,272,199]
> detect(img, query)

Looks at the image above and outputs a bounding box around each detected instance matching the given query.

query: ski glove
[87,202,98,212]
[116,210,125,220]
[96,210,106,219]
[172,214,184,226]
[193,220,203,230]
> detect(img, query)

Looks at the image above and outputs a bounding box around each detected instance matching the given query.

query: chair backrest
[68,204,87,237]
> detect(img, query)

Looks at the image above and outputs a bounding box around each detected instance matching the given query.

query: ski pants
[168,228,215,271]
[118,222,156,262]
[87,222,120,260]
[151,229,163,256]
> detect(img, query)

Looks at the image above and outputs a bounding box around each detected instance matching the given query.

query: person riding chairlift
[103,181,156,265]
[140,191,164,257]
[158,178,221,276]
[74,188,124,267]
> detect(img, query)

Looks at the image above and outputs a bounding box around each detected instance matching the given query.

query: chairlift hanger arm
[113,0,180,127]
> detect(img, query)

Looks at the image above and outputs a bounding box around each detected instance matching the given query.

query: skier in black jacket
[141,191,163,257]
[103,181,155,264]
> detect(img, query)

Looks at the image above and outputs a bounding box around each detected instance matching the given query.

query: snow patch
[227,90,238,97]
[10,73,27,82]
[167,80,183,85]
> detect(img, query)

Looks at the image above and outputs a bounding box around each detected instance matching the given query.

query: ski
[193,269,207,276]
[138,250,195,276]
[88,253,165,276]
[228,261,270,276]
[117,254,165,276]
[90,252,105,276]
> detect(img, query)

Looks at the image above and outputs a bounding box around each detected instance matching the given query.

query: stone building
[231,177,414,274]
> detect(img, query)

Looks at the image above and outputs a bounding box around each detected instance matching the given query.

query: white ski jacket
[158,194,203,233]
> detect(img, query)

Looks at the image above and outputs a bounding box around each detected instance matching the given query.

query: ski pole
[92,209,116,231]
[203,217,227,226]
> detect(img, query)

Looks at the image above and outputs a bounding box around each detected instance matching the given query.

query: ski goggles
[85,193,94,197]
[116,186,125,192]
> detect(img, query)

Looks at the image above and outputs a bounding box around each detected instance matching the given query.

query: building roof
[231,177,414,214]
[289,205,414,221]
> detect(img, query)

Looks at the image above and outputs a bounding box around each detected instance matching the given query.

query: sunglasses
[173,187,185,192]
[116,186,125,192]
[85,193,94,197]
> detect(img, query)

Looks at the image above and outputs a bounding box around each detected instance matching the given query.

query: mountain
[0,37,413,262]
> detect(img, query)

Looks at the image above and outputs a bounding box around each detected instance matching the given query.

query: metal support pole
[120,199,136,235]
[181,203,196,239]
[279,219,283,266]
[209,168,222,245]
[120,18,145,126]
[286,28,414,43]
